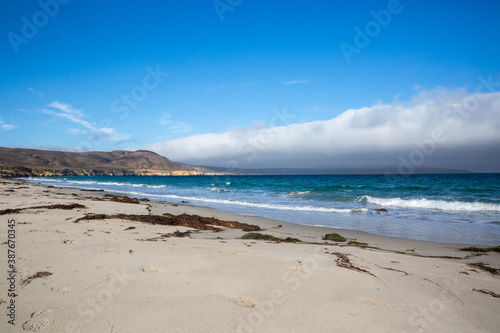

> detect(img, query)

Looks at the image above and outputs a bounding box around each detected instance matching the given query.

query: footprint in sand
[142,264,161,273]
[17,268,30,281]
[19,254,34,260]
[288,265,307,273]
[359,297,394,308]
[22,308,55,331]
[105,248,120,253]
[231,296,257,308]
[45,281,71,294]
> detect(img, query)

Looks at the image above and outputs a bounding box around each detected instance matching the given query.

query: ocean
[23,173,500,245]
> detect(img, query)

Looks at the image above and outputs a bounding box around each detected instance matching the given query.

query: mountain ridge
[0,147,215,177]
[199,166,475,175]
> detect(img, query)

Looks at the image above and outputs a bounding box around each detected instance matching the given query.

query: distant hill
[175,162,227,175]
[200,166,474,175]
[0,147,214,177]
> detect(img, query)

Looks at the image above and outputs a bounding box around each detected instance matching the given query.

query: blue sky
[1,0,500,171]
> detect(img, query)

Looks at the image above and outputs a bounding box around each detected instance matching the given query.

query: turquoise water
[24,173,500,245]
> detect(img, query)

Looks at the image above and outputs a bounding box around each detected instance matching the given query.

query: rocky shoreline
[0,148,220,178]
[0,166,210,178]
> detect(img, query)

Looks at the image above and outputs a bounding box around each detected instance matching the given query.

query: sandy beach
[0,178,499,333]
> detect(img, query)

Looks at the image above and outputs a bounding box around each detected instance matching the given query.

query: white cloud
[206,82,261,91]
[144,89,500,172]
[283,80,310,85]
[40,101,130,143]
[28,87,45,98]
[206,83,228,91]
[48,101,84,117]
[158,112,192,133]
[1,124,16,130]
[0,119,16,130]
[8,144,90,152]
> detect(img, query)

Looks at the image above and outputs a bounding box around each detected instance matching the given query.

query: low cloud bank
[144,89,500,172]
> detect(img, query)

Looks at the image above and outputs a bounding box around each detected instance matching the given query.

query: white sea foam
[362,196,500,212]
[25,178,168,190]
[208,187,231,192]
[287,191,311,197]
[23,177,59,182]
[145,184,168,189]
[116,190,366,214]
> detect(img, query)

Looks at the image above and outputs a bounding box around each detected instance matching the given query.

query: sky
[1,0,499,172]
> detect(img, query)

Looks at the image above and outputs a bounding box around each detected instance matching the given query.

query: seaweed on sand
[241,233,301,243]
[170,230,191,237]
[21,271,53,286]
[103,194,140,204]
[468,262,499,275]
[74,213,261,232]
[347,240,369,247]
[322,233,346,242]
[460,246,500,253]
[0,203,86,215]
[472,288,500,298]
[137,230,193,241]
[332,252,376,277]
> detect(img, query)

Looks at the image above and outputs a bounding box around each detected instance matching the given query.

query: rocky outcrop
[0,167,206,178]
[0,148,218,178]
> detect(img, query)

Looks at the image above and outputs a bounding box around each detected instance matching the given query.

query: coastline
[1,178,499,332]
[18,173,500,246]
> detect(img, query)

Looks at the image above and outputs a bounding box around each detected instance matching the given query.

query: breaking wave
[361,196,500,212]
[120,190,367,214]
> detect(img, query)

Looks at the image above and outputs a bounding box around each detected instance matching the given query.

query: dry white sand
[0,179,499,332]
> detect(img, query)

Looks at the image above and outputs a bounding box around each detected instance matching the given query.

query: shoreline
[10,177,500,253]
[17,176,500,247]
[1,178,499,332]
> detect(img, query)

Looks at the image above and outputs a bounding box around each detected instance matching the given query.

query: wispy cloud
[0,118,16,130]
[206,82,261,91]
[28,87,45,98]
[240,82,260,86]
[7,144,90,152]
[40,101,130,143]
[158,112,192,133]
[43,101,85,122]
[144,89,500,172]
[206,83,229,91]
[283,80,310,85]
